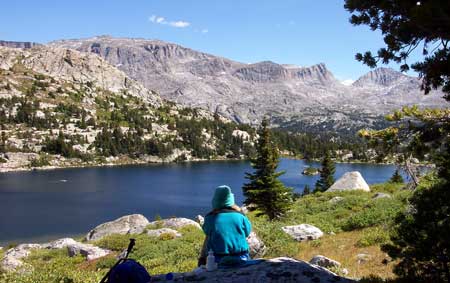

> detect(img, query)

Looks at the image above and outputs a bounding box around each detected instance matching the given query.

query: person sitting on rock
[198,185,252,267]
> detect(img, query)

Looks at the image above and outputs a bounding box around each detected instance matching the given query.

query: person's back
[199,185,252,266]
[203,209,251,256]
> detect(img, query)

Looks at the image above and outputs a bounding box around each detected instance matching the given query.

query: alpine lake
[0,159,402,245]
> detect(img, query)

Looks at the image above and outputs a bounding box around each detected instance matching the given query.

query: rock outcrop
[372,192,392,199]
[67,242,111,260]
[42,238,78,249]
[310,255,341,269]
[86,214,150,241]
[357,253,371,264]
[0,45,161,106]
[150,257,355,282]
[148,217,202,230]
[0,238,111,272]
[281,224,324,241]
[0,244,42,272]
[0,152,38,172]
[0,40,41,49]
[327,171,370,192]
[247,231,267,258]
[328,196,344,204]
[195,215,205,225]
[147,228,182,238]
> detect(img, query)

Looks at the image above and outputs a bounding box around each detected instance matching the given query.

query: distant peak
[249,60,280,66]
[95,35,112,39]
[288,63,336,84]
[353,67,410,87]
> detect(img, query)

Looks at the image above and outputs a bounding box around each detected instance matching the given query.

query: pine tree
[390,169,404,183]
[382,146,450,282]
[0,124,6,153]
[78,111,87,129]
[242,119,293,220]
[302,185,311,196]
[315,151,336,192]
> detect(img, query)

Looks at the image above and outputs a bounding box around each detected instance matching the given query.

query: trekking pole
[99,238,136,283]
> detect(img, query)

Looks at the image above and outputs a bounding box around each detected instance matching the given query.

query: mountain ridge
[0,40,41,49]
[7,36,448,133]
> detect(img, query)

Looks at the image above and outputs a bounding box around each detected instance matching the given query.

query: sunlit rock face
[51,36,445,134]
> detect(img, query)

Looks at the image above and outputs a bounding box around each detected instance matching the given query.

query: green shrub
[94,234,132,251]
[29,154,51,167]
[95,256,117,269]
[159,233,176,241]
[370,182,404,194]
[287,191,370,233]
[356,227,390,247]
[343,198,404,231]
[248,214,300,258]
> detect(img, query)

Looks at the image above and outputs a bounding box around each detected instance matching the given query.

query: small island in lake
[302,166,319,176]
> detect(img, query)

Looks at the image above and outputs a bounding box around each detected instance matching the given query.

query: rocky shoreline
[0,151,246,174]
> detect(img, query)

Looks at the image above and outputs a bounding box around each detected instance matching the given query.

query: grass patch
[342,197,404,231]
[356,226,390,248]
[296,228,396,279]
[249,182,410,280]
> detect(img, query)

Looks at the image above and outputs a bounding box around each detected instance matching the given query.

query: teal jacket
[202,209,251,255]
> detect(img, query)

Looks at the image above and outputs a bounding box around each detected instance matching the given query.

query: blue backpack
[107,259,151,283]
[100,239,151,283]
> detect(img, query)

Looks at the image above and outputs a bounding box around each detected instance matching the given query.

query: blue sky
[0,0,420,82]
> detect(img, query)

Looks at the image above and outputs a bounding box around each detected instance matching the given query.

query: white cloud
[169,21,190,28]
[149,14,190,28]
[341,79,355,86]
[201,29,209,34]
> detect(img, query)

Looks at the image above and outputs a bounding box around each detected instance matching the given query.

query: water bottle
[206,250,217,271]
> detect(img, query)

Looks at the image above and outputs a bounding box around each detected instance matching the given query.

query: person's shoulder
[227,210,247,219]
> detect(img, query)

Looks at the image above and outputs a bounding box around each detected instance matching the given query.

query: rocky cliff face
[0,45,161,105]
[0,40,41,49]
[47,36,447,133]
[353,67,412,87]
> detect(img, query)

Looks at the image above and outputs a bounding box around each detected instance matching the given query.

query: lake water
[0,159,401,245]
